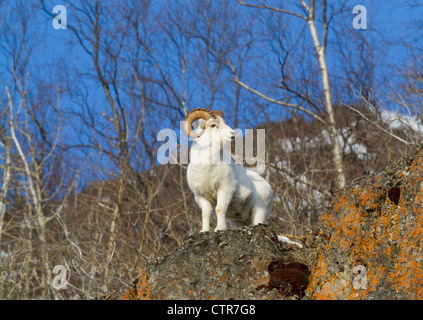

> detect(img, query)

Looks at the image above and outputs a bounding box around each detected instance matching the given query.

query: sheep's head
[184,108,235,147]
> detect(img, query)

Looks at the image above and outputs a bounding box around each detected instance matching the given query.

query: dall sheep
[184,108,273,232]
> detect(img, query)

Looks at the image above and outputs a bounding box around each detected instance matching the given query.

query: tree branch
[236,0,307,20]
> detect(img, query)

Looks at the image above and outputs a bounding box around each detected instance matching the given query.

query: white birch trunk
[306,9,346,189]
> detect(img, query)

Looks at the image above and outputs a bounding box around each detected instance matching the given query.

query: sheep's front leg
[196,196,212,232]
[215,189,233,231]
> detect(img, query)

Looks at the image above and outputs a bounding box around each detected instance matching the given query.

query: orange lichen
[120,269,152,300]
[248,259,273,290]
[307,151,423,299]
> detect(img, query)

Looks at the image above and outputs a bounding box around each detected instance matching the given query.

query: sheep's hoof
[214,227,227,232]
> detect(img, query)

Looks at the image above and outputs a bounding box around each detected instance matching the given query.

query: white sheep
[184,108,273,232]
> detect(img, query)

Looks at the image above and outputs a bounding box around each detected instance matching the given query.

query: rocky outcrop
[105,224,314,300]
[144,224,313,300]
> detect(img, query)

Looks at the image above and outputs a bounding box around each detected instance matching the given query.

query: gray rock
[145,224,312,300]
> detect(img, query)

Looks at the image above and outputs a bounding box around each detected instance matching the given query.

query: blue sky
[4,1,421,115]
[3,1,421,86]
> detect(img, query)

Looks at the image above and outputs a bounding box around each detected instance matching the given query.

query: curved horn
[213,110,224,119]
[184,108,216,138]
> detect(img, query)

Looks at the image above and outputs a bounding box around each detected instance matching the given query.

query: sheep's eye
[211,123,217,128]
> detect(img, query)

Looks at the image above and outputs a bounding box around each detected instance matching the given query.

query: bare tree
[233,0,347,188]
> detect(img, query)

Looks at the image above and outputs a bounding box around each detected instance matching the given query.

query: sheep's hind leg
[250,205,268,225]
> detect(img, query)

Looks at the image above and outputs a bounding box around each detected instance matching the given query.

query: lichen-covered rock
[144,224,312,300]
[306,147,423,299]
